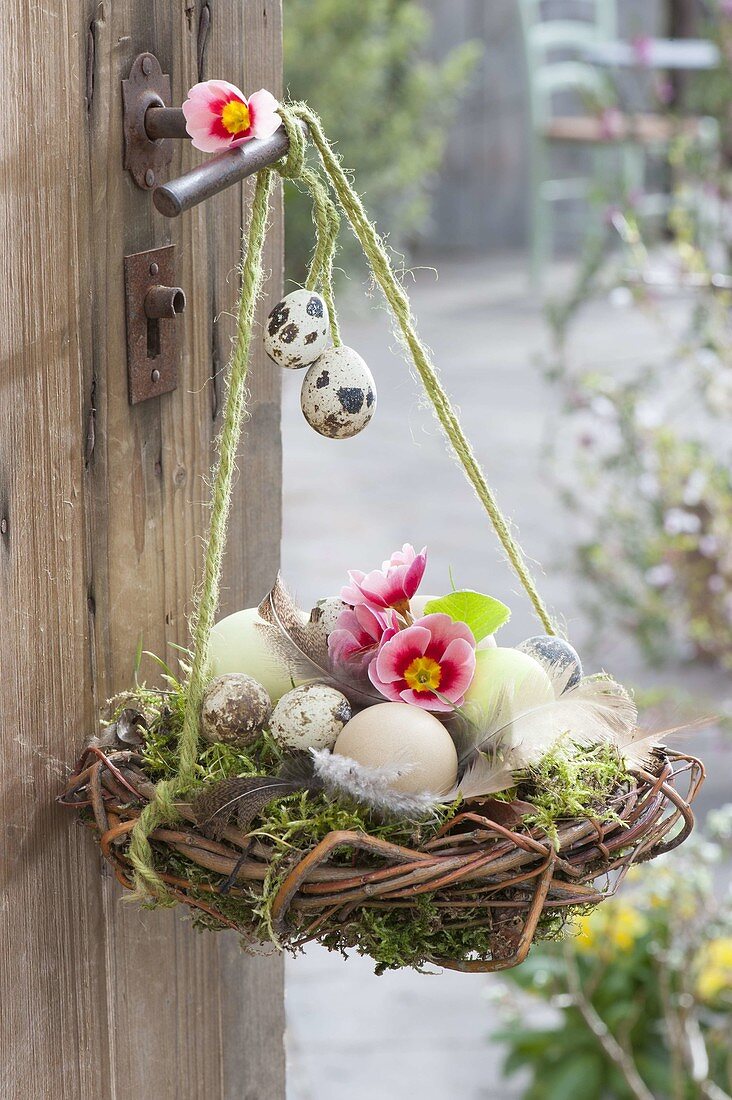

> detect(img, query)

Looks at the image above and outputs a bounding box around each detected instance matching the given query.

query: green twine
[286,101,557,637]
[128,166,274,899]
[128,100,557,902]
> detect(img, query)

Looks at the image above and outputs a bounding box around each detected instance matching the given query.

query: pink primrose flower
[182,81,281,153]
[341,544,427,615]
[328,605,399,674]
[368,613,476,711]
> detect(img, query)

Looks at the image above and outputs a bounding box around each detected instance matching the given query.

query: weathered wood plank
[0,0,285,1097]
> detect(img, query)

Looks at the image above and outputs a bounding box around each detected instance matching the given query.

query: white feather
[454,661,638,799]
[310,749,440,818]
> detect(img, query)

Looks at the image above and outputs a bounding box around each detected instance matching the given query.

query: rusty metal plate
[122,53,173,190]
[124,245,179,404]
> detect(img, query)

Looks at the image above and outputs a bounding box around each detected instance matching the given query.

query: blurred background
[278,2,732,1096]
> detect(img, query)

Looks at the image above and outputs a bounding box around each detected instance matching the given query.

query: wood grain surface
[0,2,285,1097]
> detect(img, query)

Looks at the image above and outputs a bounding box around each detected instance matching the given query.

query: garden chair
[519,0,718,286]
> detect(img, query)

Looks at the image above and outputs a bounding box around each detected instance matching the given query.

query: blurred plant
[541,118,732,671]
[283,0,481,282]
[689,1,732,166]
[492,806,732,1100]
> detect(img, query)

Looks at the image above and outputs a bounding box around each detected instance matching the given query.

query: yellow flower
[575,902,647,954]
[696,938,732,1004]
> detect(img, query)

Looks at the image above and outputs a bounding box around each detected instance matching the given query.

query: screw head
[149,262,159,276]
[142,56,153,76]
[145,169,155,187]
[151,369,161,384]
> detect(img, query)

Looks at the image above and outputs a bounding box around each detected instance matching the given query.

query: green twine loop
[127,100,557,902]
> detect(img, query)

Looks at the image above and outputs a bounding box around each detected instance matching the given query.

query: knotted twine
[128,102,556,900]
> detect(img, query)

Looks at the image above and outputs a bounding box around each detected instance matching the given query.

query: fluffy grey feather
[310,749,441,818]
[453,661,639,799]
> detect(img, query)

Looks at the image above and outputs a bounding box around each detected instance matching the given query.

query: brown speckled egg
[306,597,348,651]
[264,289,330,369]
[200,673,272,747]
[270,684,352,751]
[300,346,376,439]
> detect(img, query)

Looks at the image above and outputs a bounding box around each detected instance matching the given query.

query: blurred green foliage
[283,0,481,283]
[492,808,732,1100]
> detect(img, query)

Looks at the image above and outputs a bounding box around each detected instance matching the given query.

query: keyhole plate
[124,245,180,404]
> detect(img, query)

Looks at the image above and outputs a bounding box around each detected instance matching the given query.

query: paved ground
[279,254,731,1100]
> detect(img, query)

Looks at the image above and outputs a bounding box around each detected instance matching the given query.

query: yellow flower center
[404,655,442,693]
[221,99,251,135]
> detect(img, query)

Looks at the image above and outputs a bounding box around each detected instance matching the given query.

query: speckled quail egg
[306,597,349,651]
[200,673,272,747]
[516,635,583,690]
[269,683,352,751]
[300,346,376,439]
[264,289,330,369]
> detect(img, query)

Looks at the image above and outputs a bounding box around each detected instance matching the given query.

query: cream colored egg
[334,702,458,795]
[300,346,376,439]
[264,289,330,369]
[208,607,297,704]
[465,647,553,726]
[270,684,351,751]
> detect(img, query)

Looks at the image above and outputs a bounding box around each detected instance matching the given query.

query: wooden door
[0,2,285,1097]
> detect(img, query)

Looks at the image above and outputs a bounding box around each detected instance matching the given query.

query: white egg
[200,673,271,747]
[465,647,553,723]
[334,702,458,795]
[208,607,297,703]
[264,289,330,369]
[300,346,376,439]
[270,684,352,751]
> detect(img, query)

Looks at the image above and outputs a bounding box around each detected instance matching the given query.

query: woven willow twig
[60,746,704,973]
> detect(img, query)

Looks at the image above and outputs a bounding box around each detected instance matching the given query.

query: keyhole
[147,317,161,359]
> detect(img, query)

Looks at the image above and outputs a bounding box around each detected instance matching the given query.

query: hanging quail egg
[306,597,348,651]
[300,345,376,439]
[264,289,330,369]
[200,673,272,748]
[334,702,458,795]
[516,635,583,691]
[269,683,352,751]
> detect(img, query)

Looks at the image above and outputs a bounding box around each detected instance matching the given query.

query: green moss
[102,686,634,972]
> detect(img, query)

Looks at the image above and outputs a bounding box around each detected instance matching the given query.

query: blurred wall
[422,0,665,253]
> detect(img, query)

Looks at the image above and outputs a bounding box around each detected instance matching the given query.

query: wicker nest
[60,745,704,972]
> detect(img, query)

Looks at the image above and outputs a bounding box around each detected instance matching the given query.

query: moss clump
[100,685,635,973]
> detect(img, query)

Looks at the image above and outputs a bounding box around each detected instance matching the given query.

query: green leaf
[423,589,510,641]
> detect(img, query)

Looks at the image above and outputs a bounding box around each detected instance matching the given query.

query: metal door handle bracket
[124,245,186,404]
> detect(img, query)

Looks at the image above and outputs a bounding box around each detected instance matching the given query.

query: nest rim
[59,743,705,973]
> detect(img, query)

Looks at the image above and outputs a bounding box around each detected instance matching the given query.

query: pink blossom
[182,81,282,153]
[341,544,427,615]
[631,35,653,67]
[599,107,624,140]
[328,605,398,673]
[368,613,476,711]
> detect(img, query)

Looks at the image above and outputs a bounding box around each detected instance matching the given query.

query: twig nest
[270,684,352,751]
[334,702,458,795]
[306,597,348,650]
[264,289,330,369]
[516,635,583,690]
[201,674,272,747]
[300,346,376,439]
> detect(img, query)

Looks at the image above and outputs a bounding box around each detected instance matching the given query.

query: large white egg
[300,345,376,439]
[410,594,496,649]
[264,289,330,369]
[333,702,458,795]
[208,608,296,703]
[465,647,554,726]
